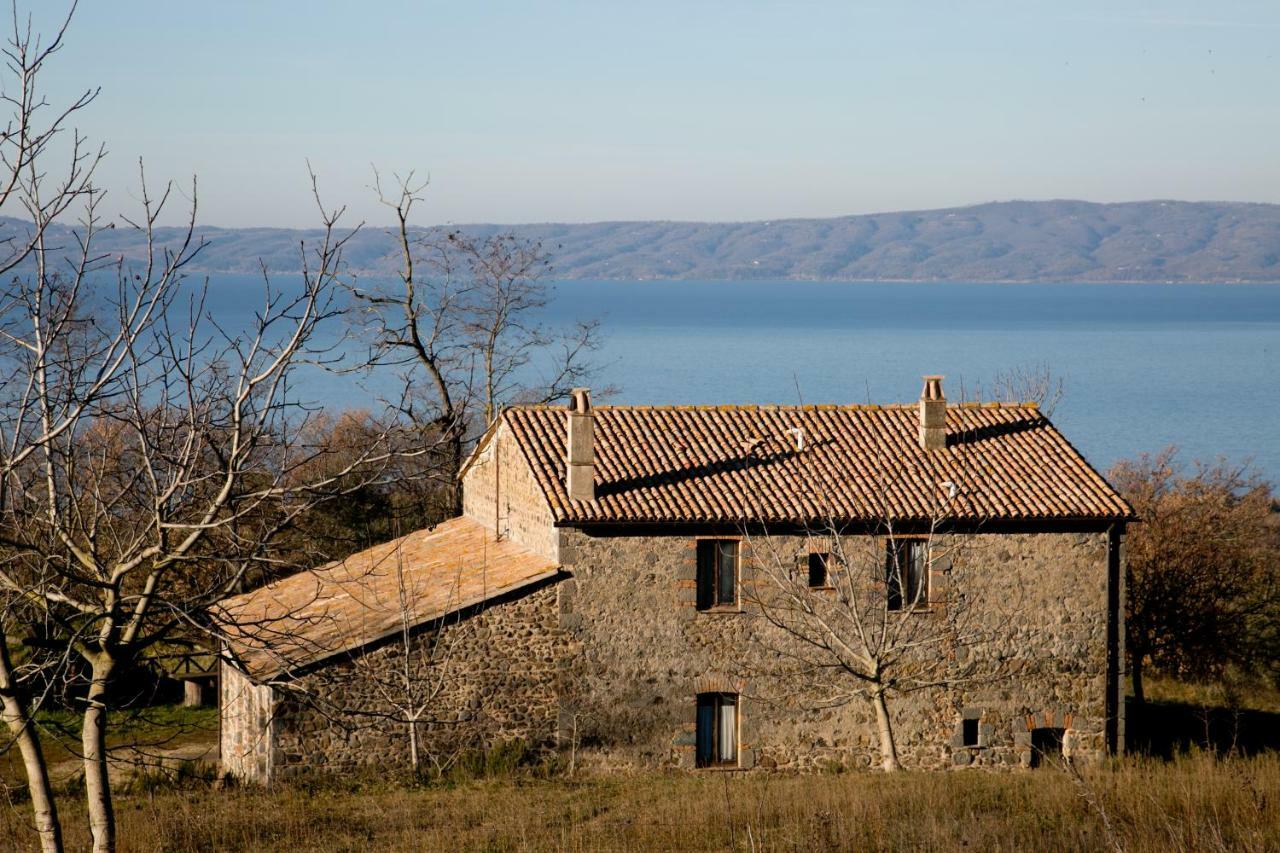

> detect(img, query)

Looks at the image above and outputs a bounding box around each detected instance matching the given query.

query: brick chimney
[918,375,946,450]
[566,387,595,501]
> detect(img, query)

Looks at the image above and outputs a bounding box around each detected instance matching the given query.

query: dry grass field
[1,750,1276,852]
[3,678,1277,851]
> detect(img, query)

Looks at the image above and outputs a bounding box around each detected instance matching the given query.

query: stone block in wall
[558,580,577,612]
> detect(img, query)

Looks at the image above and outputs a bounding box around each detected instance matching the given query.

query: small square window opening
[808,552,829,588]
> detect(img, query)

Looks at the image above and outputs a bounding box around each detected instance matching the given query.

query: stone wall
[555,525,1117,772]
[462,423,559,561]
[219,659,274,782]
[263,581,571,779]
[224,414,1122,780]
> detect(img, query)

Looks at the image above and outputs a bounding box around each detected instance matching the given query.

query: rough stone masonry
[220,381,1129,782]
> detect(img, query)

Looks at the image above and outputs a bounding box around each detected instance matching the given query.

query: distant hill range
[12,199,1280,282]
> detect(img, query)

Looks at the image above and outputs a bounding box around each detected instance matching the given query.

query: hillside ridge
[9,199,1280,282]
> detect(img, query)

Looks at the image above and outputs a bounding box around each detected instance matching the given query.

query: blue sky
[38,1,1280,227]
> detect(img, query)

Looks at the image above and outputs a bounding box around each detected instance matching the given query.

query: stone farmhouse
[218,378,1133,782]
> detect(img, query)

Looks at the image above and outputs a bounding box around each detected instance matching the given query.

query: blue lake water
[201,276,1280,483]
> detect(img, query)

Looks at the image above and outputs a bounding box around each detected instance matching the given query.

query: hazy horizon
[14,196,1278,235]
[37,1,1280,228]
[91,196,1280,232]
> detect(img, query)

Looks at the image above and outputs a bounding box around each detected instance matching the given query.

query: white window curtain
[718,699,737,762]
[912,541,927,601]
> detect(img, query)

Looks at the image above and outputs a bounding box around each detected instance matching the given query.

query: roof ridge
[506,401,1040,412]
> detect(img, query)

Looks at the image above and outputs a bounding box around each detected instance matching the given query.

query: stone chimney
[566,387,595,501]
[918,375,946,450]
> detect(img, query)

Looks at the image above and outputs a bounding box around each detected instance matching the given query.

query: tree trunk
[0,639,63,853]
[408,717,419,775]
[871,689,902,772]
[484,345,497,428]
[445,427,463,518]
[82,657,116,853]
[1131,655,1145,705]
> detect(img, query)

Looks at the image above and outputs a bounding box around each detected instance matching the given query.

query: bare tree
[228,533,501,781]
[350,540,474,777]
[0,144,421,851]
[742,481,1024,771]
[961,363,1065,417]
[445,230,605,424]
[0,3,101,849]
[352,174,468,515]
[351,174,608,514]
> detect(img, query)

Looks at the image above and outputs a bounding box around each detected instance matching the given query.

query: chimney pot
[918,375,947,450]
[566,387,595,500]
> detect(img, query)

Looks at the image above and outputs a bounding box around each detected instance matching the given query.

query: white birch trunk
[0,642,63,852]
[82,658,116,853]
[409,718,419,774]
[871,689,902,772]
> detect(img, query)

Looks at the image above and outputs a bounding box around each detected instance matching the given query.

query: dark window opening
[962,718,979,747]
[697,540,738,610]
[886,539,928,611]
[696,692,738,767]
[808,552,829,588]
[1029,727,1065,768]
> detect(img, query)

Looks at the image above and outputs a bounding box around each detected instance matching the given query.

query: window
[696,539,738,610]
[696,693,738,767]
[886,539,928,610]
[807,552,829,588]
[962,718,979,748]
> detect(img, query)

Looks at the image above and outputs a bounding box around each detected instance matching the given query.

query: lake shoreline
[191,272,1280,286]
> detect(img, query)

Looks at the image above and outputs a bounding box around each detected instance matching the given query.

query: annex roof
[496,403,1133,525]
[217,516,559,680]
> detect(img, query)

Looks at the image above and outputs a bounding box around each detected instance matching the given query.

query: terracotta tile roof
[217,516,559,680]
[501,403,1133,525]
